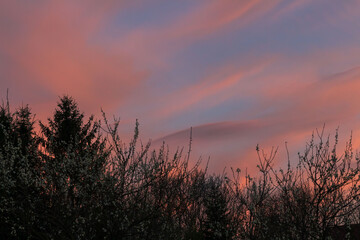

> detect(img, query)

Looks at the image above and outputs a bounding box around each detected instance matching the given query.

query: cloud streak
[155,66,360,172]
[2,1,360,173]
[0,1,147,115]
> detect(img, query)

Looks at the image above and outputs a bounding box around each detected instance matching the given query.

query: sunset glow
[1,0,360,173]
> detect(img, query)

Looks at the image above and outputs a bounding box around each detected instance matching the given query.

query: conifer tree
[39,95,107,182]
[0,100,41,238]
[39,96,108,237]
[0,98,13,152]
[203,176,233,240]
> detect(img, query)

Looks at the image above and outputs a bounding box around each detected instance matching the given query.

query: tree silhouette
[2,94,360,239]
[39,96,108,237]
[203,176,233,240]
[0,100,42,238]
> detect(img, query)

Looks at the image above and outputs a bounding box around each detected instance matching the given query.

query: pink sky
[1,0,360,173]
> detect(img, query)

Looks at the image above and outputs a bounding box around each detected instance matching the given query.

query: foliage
[1,96,360,239]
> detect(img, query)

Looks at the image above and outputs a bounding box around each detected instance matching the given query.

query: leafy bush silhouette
[1,95,360,239]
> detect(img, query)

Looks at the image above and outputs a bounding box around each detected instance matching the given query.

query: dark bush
[1,96,360,239]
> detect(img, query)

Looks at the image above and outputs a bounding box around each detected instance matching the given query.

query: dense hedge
[1,96,360,239]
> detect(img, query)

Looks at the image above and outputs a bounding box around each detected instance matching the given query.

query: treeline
[1,96,360,240]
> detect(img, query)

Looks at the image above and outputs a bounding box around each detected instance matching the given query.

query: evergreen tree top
[39,95,101,158]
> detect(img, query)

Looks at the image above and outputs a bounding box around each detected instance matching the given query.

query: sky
[1,0,360,174]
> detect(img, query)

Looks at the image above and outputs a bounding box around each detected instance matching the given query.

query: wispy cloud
[2,0,360,173]
[151,58,273,121]
[119,0,283,66]
[155,66,360,172]
[0,1,147,114]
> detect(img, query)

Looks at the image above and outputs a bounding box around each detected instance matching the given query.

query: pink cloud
[2,0,360,176]
[151,57,274,121]
[119,0,283,68]
[154,66,360,173]
[0,1,148,116]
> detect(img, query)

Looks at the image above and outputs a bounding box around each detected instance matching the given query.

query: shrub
[1,95,360,239]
